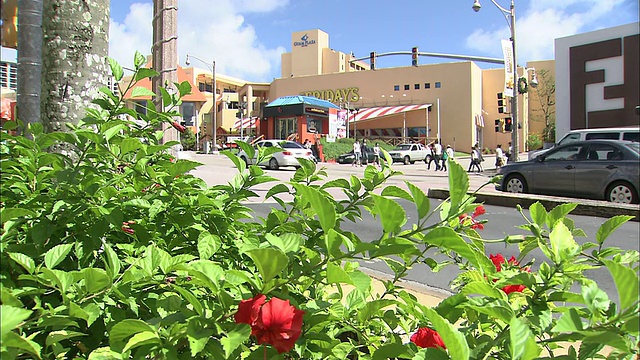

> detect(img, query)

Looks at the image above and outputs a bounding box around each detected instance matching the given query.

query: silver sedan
[496,140,640,204]
[237,140,314,170]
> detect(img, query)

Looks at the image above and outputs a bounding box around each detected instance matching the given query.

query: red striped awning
[347,104,431,123]
[233,117,258,130]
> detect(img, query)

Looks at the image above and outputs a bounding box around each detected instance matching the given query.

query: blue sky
[3,1,638,82]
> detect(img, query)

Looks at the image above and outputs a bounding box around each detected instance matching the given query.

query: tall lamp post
[472,0,519,162]
[185,54,217,153]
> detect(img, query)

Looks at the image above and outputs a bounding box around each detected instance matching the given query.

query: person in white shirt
[495,144,505,168]
[433,140,443,171]
[445,145,454,162]
[373,143,380,167]
[352,140,362,167]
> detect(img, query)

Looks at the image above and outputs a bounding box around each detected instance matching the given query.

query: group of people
[352,139,381,167]
[426,140,455,171]
[468,141,512,173]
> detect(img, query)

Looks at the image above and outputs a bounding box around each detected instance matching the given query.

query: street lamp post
[185,54,217,153]
[472,0,519,162]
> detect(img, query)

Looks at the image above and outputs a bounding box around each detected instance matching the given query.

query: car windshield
[282,142,304,149]
[395,145,412,151]
[623,142,640,154]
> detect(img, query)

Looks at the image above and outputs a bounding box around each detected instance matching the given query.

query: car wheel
[240,156,249,165]
[403,156,411,165]
[505,174,527,193]
[607,181,638,204]
[269,158,279,170]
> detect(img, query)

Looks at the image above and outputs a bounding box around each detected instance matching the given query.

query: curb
[428,188,640,221]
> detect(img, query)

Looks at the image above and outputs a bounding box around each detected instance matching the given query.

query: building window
[182,102,195,126]
[435,82,441,88]
[425,83,430,89]
[134,100,147,115]
[394,85,400,91]
[404,84,410,90]
[414,83,420,90]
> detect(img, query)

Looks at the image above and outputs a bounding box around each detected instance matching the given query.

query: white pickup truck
[387,143,430,165]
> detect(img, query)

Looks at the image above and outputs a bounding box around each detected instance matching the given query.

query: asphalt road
[187,152,640,304]
[247,200,638,305]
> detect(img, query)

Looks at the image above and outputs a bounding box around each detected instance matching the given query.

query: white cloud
[465,0,633,64]
[108,0,288,82]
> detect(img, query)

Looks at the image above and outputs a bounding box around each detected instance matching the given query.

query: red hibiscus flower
[235,295,304,354]
[473,205,486,217]
[171,121,186,133]
[235,294,266,326]
[410,327,446,349]
[489,253,527,294]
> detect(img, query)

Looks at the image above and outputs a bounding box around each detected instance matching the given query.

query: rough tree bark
[41,0,110,133]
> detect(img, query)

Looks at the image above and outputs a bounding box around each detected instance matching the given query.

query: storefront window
[275,117,297,140]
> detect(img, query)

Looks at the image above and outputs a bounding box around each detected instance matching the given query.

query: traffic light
[370,52,376,70]
[497,92,507,113]
[494,119,503,133]
[412,47,418,66]
[504,117,513,132]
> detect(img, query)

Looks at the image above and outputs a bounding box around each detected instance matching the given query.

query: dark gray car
[496,140,640,204]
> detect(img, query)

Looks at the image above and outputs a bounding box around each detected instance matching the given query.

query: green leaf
[44,243,73,269]
[327,262,353,285]
[0,305,32,339]
[45,330,86,347]
[123,198,151,208]
[1,331,42,359]
[122,331,160,353]
[130,87,156,98]
[423,227,493,274]
[88,347,123,360]
[549,222,579,263]
[448,161,469,213]
[134,51,146,68]
[294,184,336,232]
[8,252,35,274]
[109,319,156,350]
[380,185,413,201]
[546,203,578,228]
[509,317,541,360]
[266,183,289,199]
[463,298,513,323]
[108,58,123,81]
[102,243,121,280]
[0,208,36,223]
[267,233,302,254]
[372,342,413,360]
[134,68,157,82]
[172,285,204,316]
[603,259,639,311]
[349,270,372,293]
[406,181,430,219]
[120,138,143,155]
[552,308,584,333]
[168,159,202,177]
[424,307,469,360]
[83,268,111,293]
[596,216,633,246]
[103,124,126,141]
[461,281,506,300]
[581,280,610,314]
[220,324,251,358]
[197,232,220,260]
[357,299,396,322]
[529,202,547,227]
[371,194,406,234]
[177,81,192,98]
[245,248,288,285]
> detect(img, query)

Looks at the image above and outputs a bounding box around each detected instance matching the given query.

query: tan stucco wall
[270,61,481,152]
[526,60,556,140]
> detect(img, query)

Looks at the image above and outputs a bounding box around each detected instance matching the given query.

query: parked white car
[237,140,313,170]
[387,143,430,165]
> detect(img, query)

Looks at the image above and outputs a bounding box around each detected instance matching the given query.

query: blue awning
[265,95,340,109]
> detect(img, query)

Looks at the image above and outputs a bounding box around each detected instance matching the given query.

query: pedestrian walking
[352,140,362,167]
[433,140,443,171]
[495,144,505,168]
[361,139,369,165]
[468,146,482,173]
[373,142,380,167]
[426,143,437,170]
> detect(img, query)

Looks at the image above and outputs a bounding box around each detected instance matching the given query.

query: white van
[529,126,640,159]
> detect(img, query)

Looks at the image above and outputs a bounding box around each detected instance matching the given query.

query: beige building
[123,29,556,154]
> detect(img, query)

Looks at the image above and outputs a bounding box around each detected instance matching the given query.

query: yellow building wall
[526,60,556,142]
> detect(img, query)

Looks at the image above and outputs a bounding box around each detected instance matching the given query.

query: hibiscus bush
[1,55,638,360]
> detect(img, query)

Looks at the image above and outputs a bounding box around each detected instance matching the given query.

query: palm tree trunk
[41,0,110,133]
